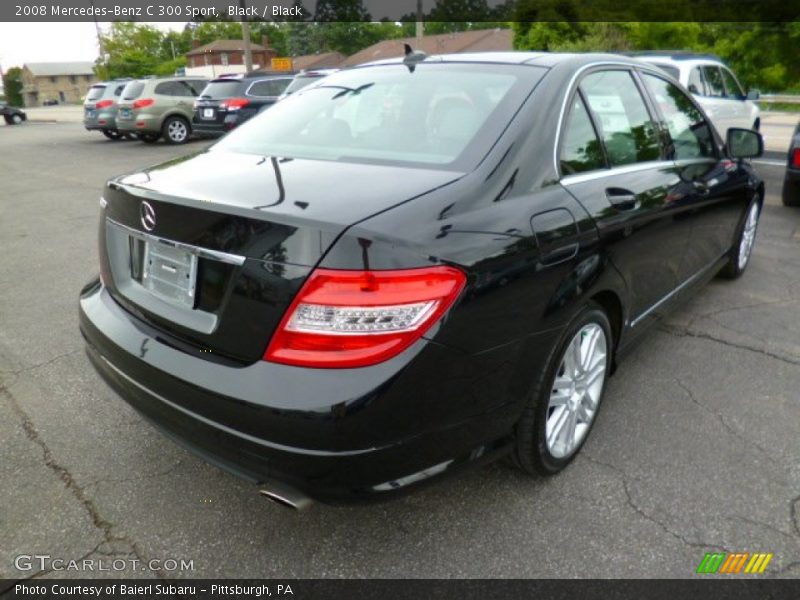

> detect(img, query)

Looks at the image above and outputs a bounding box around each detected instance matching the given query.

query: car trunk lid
[100,150,462,363]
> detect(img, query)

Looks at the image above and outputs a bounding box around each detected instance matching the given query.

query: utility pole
[415,0,424,40]
[240,0,253,72]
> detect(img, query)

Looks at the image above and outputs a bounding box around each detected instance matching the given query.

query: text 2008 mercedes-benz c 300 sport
[79,52,764,507]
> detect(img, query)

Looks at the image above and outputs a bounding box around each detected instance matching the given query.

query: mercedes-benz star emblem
[140,201,156,231]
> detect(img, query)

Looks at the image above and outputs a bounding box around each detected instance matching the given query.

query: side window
[580,70,661,167]
[721,68,745,98]
[559,94,606,175]
[248,79,290,98]
[154,81,176,96]
[114,84,125,96]
[688,68,705,95]
[174,81,199,97]
[189,80,207,95]
[641,73,717,161]
[702,66,725,97]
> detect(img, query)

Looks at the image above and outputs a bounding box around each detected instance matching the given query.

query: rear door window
[155,81,177,96]
[579,70,661,166]
[702,66,726,97]
[688,68,705,95]
[248,78,291,98]
[641,73,717,160]
[721,68,745,98]
[560,93,606,174]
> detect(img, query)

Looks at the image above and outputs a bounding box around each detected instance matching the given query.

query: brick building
[21,62,97,106]
[185,38,277,77]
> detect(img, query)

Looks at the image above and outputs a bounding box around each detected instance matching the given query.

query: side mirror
[746,89,760,101]
[727,128,763,159]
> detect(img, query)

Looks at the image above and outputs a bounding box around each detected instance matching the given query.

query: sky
[0,22,182,73]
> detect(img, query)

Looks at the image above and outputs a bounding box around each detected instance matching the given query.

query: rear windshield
[213,63,543,170]
[282,74,326,96]
[121,81,145,100]
[652,63,680,80]
[198,80,242,99]
[86,85,106,101]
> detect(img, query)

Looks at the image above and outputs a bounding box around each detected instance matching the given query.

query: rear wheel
[513,304,612,475]
[162,116,190,144]
[5,114,23,125]
[720,196,760,279]
[101,129,123,140]
[138,133,160,144]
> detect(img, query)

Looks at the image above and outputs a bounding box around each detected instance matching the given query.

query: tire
[101,129,123,140]
[719,196,761,279]
[162,116,190,145]
[11,113,23,125]
[138,133,160,144]
[513,303,613,475]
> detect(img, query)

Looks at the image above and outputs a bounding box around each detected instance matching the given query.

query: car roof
[356,51,651,70]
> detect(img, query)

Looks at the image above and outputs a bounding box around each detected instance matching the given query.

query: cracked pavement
[1,123,799,579]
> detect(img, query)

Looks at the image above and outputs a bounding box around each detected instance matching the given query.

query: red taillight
[95,99,114,109]
[791,148,800,169]
[265,266,467,368]
[132,98,154,109]
[221,97,249,111]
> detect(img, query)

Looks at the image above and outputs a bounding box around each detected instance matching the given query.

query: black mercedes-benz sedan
[79,52,764,507]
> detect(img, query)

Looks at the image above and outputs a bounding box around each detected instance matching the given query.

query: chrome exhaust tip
[258,480,313,511]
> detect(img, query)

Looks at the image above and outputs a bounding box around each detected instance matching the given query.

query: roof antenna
[403,43,427,73]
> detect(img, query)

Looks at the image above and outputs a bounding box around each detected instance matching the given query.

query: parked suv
[116,76,208,144]
[633,53,760,136]
[192,74,293,136]
[83,79,132,140]
[277,69,339,100]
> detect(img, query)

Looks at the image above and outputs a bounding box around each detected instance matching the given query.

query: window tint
[721,68,744,98]
[702,67,725,97]
[688,68,705,95]
[200,80,242,99]
[248,78,291,98]
[155,81,177,96]
[214,64,539,169]
[642,73,716,160]
[580,70,661,167]
[121,81,144,100]
[86,85,106,101]
[188,80,207,95]
[560,94,606,174]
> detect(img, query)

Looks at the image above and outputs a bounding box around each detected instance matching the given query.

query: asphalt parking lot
[1,121,799,580]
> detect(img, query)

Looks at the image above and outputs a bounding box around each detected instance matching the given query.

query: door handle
[605,188,640,211]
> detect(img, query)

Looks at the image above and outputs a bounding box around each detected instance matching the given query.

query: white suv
[634,53,760,137]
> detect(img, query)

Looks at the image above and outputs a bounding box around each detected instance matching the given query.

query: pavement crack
[673,378,780,467]
[5,348,82,377]
[732,515,799,543]
[659,324,800,367]
[791,495,800,539]
[582,454,732,554]
[0,382,170,581]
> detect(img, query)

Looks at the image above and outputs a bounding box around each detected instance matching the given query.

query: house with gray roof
[21,62,97,106]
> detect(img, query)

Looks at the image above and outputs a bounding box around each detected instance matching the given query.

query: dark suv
[192,74,293,136]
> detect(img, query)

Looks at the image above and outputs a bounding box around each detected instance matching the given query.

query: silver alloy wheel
[546,323,607,459]
[167,120,188,142]
[738,202,759,270]
[11,114,22,124]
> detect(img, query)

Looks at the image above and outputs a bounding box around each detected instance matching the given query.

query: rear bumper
[84,111,118,131]
[79,279,521,502]
[117,113,160,134]
[783,167,800,203]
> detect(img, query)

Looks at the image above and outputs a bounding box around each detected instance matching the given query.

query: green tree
[2,67,23,106]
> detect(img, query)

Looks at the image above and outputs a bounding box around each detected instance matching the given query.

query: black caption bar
[2,580,800,600]
[3,0,800,22]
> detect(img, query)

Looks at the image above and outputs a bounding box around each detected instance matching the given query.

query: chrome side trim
[560,160,675,186]
[629,251,728,328]
[553,60,688,178]
[107,218,246,266]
